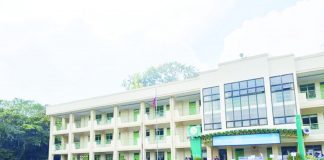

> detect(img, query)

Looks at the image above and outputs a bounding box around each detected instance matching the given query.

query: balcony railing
[119,114,140,123]
[119,138,140,146]
[146,111,170,120]
[176,106,201,117]
[74,121,90,129]
[298,92,324,108]
[95,118,114,126]
[94,140,114,148]
[304,123,319,130]
[73,142,88,149]
[53,144,67,151]
[146,135,171,144]
[55,123,68,131]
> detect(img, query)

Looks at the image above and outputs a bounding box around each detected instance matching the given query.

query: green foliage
[287,153,301,160]
[122,62,199,89]
[0,98,49,160]
[194,157,202,160]
[201,128,298,145]
[305,155,317,160]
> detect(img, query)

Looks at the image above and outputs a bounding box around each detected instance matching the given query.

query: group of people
[184,156,221,160]
[185,156,220,160]
[308,152,324,159]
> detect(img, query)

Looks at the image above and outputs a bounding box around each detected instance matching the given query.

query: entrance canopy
[213,133,280,146]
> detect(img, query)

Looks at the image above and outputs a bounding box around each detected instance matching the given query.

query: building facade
[47,52,324,160]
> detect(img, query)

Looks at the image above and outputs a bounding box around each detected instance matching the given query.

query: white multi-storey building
[47,52,324,160]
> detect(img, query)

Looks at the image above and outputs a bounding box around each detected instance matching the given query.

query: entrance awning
[212,133,281,146]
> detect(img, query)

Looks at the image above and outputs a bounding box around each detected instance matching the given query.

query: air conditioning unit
[303,126,311,135]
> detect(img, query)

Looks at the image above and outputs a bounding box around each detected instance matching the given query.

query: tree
[0,98,49,160]
[122,62,199,90]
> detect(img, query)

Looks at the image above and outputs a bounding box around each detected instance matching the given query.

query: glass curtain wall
[202,86,221,130]
[224,78,267,128]
[270,74,297,124]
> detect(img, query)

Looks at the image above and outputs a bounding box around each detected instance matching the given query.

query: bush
[193,157,201,160]
[305,155,317,160]
[287,153,301,160]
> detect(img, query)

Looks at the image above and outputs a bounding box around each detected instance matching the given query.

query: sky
[0,0,323,105]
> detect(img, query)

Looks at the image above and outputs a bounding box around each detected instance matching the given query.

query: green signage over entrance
[187,125,202,159]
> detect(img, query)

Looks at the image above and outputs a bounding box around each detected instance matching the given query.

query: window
[146,152,150,160]
[166,128,170,136]
[281,146,297,160]
[96,115,102,124]
[106,133,113,143]
[270,74,297,125]
[166,104,170,111]
[95,135,101,144]
[155,128,164,137]
[320,82,324,99]
[306,145,322,156]
[106,154,113,160]
[302,115,319,129]
[145,107,150,114]
[95,155,100,160]
[300,83,316,99]
[156,105,164,117]
[202,86,221,130]
[146,129,150,137]
[189,101,197,115]
[54,136,62,145]
[107,112,113,120]
[224,78,267,128]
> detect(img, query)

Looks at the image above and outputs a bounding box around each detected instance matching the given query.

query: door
[219,149,227,160]
[321,82,324,99]
[267,147,273,160]
[235,148,244,160]
[107,112,113,124]
[134,153,140,160]
[133,131,139,145]
[189,101,196,115]
[106,154,113,160]
[134,109,139,121]
[119,153,125,160]
[167,152,171,160]
[156,152,164,160]
[157,105,164,117]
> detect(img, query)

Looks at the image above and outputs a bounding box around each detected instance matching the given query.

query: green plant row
[201,128,298,145]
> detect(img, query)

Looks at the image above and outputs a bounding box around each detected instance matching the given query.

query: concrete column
[206,145,213,160]
[264,75,274,125]
[219,84,227,130]
[89,110,95,160]
[213,147,219,159]
[101,132,105,145]
[272,144,279,160]
[113,106,119,160]
[62,117,66,130]
[48,116,55,160]
[68,114,74,160]
[321,144,324,155]
[226,146,233,160]
[61,155,67,160]
[170,96,176,160]
[140,102,146,160]
[293,72,302,114]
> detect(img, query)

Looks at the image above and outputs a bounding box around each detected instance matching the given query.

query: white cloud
[0,0,235,104]
[220,0,324,62]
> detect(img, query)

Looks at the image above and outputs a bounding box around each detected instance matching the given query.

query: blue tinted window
[270,74,296,125]
[224,78,267,128]
[270,76,281,85]
[203,86,221,130]
[248,80,256,88]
